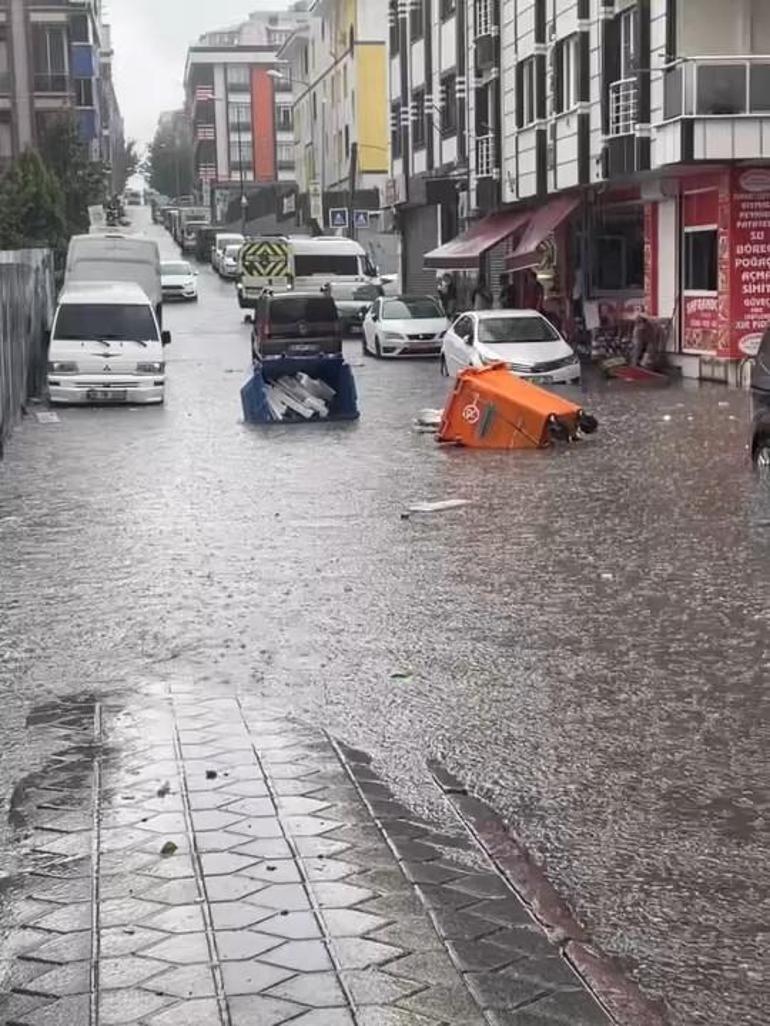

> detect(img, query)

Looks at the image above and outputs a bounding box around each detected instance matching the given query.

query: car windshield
[477,315,559,344]
[269,297,338,324]
[383,298,443,319]
[54,304,159,342]
[225,246,241,258]
[162,262,191,276]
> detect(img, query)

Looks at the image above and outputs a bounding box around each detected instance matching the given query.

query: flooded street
[1,214,768,1026]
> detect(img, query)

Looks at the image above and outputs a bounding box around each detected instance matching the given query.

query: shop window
[684,229,718,292]
[591,204,644,292]
[441,73,457,135]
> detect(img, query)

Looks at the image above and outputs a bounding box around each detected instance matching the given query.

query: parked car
[251,292,342,361]
[212,233,244,275]
[750,327,770,466]
[161,260,198,301]
[65,233,163,327]
[362,295,449,358]
[441,309,581,384]
[220,244,243,280]
[47,282,170,406]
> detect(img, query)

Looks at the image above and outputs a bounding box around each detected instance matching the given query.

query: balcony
[654,55,770,166]
[197,164,217,182]
[474,0,496,71]
[663,55,770,120]
[197,125,215,142]
[609,78,638,136]
[476,133,496,178]
[34,73,69,94]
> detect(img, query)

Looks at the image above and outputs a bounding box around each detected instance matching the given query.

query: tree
[113,138,139,195]
[0,150,66,253]
[145,113,193,199]
[38,114,108,236]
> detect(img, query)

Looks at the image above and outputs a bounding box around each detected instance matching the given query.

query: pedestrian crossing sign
[329,208,349,229]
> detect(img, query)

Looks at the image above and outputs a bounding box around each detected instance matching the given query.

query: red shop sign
[683,295,720,352]
[732,168,770,356]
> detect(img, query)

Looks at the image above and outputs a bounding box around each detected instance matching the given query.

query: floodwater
[0,210,768,1025]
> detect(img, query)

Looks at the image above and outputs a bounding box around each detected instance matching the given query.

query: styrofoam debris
[407,499,471,514]
[264,373,334,422]
[35,411,60,424]
[415,408,443,428]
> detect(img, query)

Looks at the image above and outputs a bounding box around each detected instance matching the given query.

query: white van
[212,232,244,274]
[47,282,169,405]
[237,235,381,331]
[65,233,163,325]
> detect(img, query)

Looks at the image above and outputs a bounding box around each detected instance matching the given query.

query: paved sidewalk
[0,688,613,1026]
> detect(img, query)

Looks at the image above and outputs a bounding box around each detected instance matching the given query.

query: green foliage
[38,114,108,236]
[113,138,140,194]
[145,114,193,199]
[0,149,66,252]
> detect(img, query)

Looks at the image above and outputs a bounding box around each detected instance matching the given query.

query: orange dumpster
[438,363,595,450]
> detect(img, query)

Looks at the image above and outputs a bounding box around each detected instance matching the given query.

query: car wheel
[374,336,382,359]
[362,332,370,356]
[440,355,449,377]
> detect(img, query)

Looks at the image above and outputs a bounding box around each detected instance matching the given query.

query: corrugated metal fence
[0,249,55,455]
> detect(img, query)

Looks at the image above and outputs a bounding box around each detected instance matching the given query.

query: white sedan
[441,309,581,384]
[160,260,198,301]
[362,296,449,358]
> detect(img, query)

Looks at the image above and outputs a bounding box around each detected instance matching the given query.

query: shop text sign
[732,169,770,355]
[683,296,720,352]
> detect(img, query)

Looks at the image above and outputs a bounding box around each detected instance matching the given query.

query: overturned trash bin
[438,363,596,450]
[241,355,360,424]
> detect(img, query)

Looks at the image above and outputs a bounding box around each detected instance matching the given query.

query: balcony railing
[197,125,215,141]
[34,73,69,94]
[476,133,495,177]
[197,164,217,182]
[609,77,638,136]
[474,0,493,37]
[663,55,770,120]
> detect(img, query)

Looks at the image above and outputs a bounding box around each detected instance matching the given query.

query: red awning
[424,209,531,270]
[506,195,581,271]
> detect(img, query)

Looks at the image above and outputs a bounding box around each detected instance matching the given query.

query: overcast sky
[111,0,291,147]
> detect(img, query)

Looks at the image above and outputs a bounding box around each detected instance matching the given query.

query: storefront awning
[424,209,531,270]
[506,195,581,271]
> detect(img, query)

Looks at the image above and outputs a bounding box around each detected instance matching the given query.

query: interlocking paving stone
[1,695,613,1026]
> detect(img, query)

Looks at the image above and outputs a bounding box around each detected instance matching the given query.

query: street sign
[241,239,291,280]
[354,210,370,229]
[309,181,323,223]
[329,208,349,229]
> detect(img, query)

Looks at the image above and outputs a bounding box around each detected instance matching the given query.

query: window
[70,14,89,44]
[226,65,250,88]
[389,1,400,55]
[410,0,424,41]
[440,73,457,135]
[228,103,250,126]
[276,142,294,167]
[555,36,578,114]
[383,297,443,319]
[441,0,457,19]
[294,254,359,276]
[229,141,252,167]
[32,26,67,90]
[591,204,645,292]
[344,124,350,159]
[391,101,402,158]
[276,105,293,130]
[478,315,560,344]
[684,229,718,292]
[520,57,536,126]
[619,7,637,80]
[412,89,426,149]
[74,78,93,107]
[453,315,473,339]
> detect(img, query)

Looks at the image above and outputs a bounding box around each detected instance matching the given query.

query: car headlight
[48,361,78,373]
[137,361,165,373]
[507,362,531,372]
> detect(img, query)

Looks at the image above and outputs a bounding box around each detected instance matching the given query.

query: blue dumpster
[241,355,360,424]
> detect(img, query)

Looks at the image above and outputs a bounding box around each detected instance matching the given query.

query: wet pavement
[1,210,769,1025]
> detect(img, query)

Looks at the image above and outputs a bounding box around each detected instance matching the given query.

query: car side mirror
[463,334,473,346]
[161,330,171,347]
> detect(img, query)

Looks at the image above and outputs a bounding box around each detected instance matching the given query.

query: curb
[428,760,668,1026]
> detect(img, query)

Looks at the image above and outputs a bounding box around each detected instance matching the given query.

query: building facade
[278,0,389,231]
[390,0,770,382]
[0,0,114,167]
[185,6,309,209]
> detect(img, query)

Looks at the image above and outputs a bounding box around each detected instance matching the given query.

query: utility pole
[237,103,247,235]
[347,141,358,240]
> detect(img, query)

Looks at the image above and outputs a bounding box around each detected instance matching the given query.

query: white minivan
[65,233,163,326]
[47,282,170,405]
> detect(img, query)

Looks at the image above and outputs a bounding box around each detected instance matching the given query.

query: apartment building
[389,0,770,381]
[0,0,116,168]
[185,7,308,207]
[277,0,389,230]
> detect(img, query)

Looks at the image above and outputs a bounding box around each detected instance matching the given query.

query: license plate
[529,375,553,384]
[87,389,127,401]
